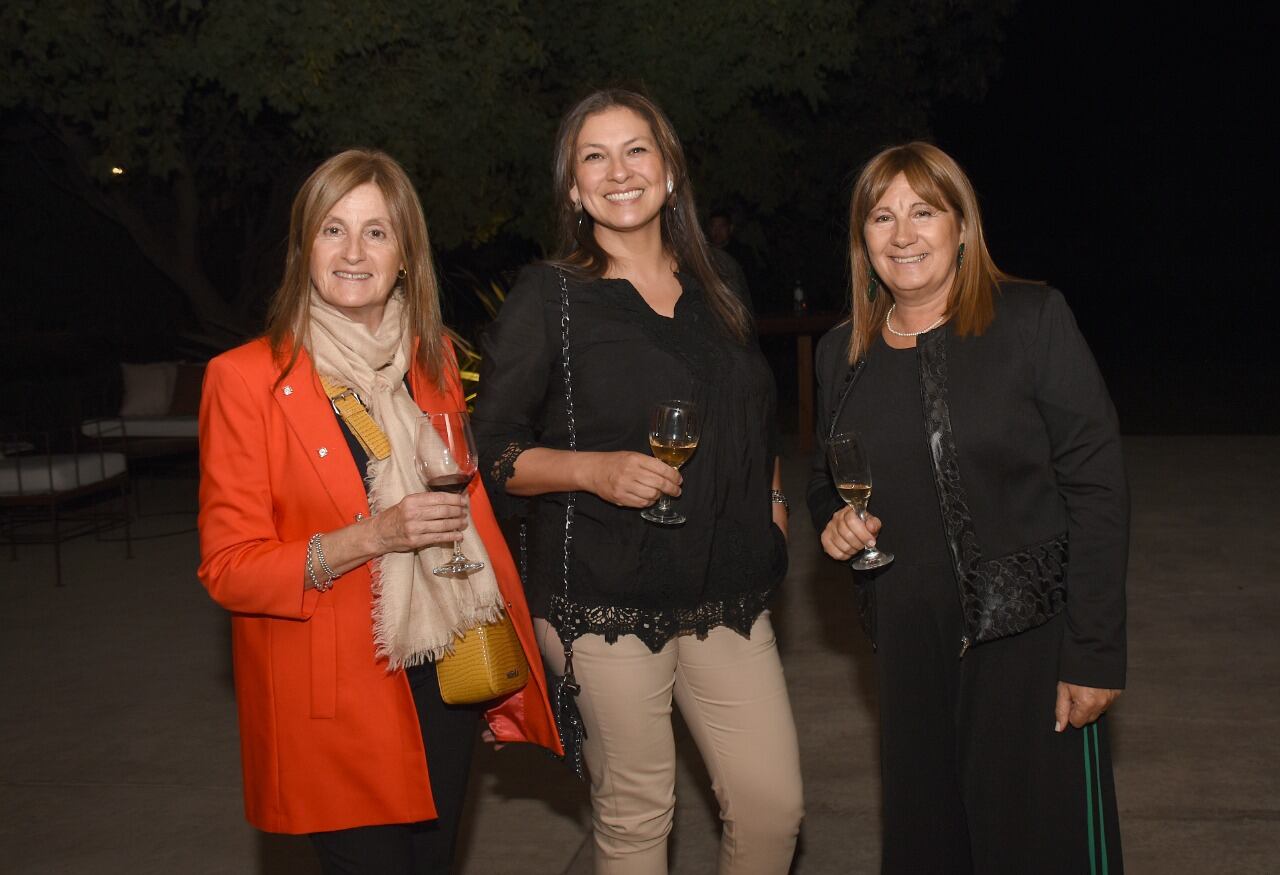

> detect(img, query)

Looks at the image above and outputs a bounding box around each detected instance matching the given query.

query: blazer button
[318,447,328,458]
[282,385,294,396]
[354,513,365,521]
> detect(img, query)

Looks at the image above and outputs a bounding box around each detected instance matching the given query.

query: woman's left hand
[1054,682,1122,731]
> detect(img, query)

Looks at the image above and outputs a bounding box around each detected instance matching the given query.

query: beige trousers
[537,612,804,875]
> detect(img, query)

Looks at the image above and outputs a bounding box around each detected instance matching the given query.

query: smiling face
[864,172,963,305]
[308,182,402,331]
[569,106,669,240]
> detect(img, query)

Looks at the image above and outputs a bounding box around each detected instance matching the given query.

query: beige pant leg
[536,619,679,875]
[672,612,805,875]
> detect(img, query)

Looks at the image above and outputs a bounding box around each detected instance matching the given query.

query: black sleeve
[471,265,556,519]
[1031,289,1129,689]
[806,325,852,534]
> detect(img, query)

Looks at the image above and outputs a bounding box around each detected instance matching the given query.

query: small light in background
[111,166,125,175]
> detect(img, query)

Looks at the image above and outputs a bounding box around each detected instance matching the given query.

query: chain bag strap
[528,269,588,779]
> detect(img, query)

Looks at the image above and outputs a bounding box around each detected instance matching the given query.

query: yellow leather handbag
[436,612,531,705]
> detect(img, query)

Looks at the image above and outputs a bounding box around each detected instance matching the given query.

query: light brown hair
[846,141,1020,363]
[549,89,751,342]
[266,148,449,389]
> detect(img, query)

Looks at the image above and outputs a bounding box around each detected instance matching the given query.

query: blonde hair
[549,89,751,342]
[846,141,1019,363]
[266,148,449,389]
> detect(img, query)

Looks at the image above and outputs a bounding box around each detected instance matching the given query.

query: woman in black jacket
[808,142,1126,874]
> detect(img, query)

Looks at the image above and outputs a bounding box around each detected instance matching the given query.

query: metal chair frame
[1,429,134,586]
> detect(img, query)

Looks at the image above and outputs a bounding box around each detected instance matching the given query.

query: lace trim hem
[547,589,774,653]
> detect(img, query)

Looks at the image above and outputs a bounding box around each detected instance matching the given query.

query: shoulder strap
[319,376,391,461]
[557,270,577,608]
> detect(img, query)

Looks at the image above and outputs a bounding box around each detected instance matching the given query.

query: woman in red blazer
[198,148,560,874]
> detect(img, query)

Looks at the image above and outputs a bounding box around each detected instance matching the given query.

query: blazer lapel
[273,350,371,521]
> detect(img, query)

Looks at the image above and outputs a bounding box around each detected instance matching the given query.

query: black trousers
[309,660,480,875]
[874,564,1123,874]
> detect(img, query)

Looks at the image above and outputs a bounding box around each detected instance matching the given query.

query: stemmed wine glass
[827,430,894,570]
[641,400,700,525]
[415,411,485,576]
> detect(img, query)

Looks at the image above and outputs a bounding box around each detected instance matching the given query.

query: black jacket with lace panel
[473,262,786,652]
[806,284,1129,689]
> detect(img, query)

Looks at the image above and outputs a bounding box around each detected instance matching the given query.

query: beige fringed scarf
[308,291,504,669]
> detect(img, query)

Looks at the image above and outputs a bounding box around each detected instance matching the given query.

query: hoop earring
[867,267,880,302]
[666,177,674,195]
[396,267,407,280]
[957,242,966,268]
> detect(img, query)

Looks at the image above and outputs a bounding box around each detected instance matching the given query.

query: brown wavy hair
[265,148,449,389]
[846,141,1023,363]
[548,89,750,342]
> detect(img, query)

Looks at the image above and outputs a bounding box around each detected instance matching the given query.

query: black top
[841,335,950,567]
[807,285,1128,688]
[473,262,786,652]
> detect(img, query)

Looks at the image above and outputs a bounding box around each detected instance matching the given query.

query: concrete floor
[1,436,1277,873]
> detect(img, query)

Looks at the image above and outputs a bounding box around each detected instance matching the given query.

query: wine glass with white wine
[415,411,486,575]
[641,400,700,525]
[827,430,894,570]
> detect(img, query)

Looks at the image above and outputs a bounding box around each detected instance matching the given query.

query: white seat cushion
[0,453,128,496]
[82,417,199,439]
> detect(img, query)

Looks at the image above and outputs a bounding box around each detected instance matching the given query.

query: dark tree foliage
[2,0,1013,339]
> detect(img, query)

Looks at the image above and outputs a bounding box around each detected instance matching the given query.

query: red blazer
[197,337,560,835]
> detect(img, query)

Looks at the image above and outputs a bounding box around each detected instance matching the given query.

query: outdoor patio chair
[0,428,134,586]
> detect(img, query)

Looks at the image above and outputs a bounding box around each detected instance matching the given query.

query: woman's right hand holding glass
[299,492,468,591]
[582,450,682,508]
[369,491,470,554]
[820,505,883,562]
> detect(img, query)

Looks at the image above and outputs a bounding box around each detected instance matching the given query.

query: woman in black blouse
[809,142,1126,873]
[473,89,802,874]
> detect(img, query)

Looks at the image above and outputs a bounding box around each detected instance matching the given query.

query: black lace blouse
[472,263,787,652]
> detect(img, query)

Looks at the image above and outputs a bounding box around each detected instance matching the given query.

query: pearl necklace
[885,304,945,337]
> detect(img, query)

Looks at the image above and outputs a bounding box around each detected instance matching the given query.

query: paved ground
[1,436,1277,873]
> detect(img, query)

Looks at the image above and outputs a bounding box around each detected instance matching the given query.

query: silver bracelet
[307,532,336,592]
[770,489,789,513]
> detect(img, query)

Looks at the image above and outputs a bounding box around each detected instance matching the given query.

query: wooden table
[756,311,843,452]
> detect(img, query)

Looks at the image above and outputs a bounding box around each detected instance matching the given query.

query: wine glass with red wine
[415,411,485,576]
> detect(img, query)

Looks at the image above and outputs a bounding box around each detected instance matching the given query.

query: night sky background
[935,3,1276,433]
[3,2,1274,434]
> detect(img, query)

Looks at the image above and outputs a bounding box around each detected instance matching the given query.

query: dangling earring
[573,200,584,232]
[956,242,966,268]
[666,177,674,196]
[867,266,879,302]
[397,266,407,280]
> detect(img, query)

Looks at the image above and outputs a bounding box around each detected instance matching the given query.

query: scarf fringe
[386,604,507,671]
[370,549,506,671]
